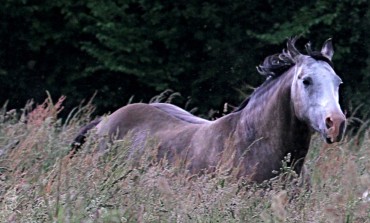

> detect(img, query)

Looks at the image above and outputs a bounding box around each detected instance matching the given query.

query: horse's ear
[321,38,334,61]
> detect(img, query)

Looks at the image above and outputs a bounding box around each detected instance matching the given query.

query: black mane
[309,51,334,68]
[256,53,294,78]
[234,38,334,112]
[257,38,334,78]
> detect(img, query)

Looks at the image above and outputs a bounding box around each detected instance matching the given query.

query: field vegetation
[0,95,369,222]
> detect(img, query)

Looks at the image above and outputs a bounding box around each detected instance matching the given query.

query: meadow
[0,95,369,222]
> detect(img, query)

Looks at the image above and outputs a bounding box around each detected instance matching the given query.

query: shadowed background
[0,0,368,118]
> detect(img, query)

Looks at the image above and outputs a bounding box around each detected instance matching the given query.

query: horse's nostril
[325,117,333,129]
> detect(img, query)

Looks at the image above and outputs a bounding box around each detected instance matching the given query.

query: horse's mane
[234,37,334,112]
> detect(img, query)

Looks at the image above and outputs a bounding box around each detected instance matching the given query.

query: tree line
[0,0,369,118]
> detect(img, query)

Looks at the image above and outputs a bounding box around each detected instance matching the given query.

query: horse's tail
[70,118,102,155]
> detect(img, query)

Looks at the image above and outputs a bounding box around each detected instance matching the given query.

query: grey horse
[72,38,346,182]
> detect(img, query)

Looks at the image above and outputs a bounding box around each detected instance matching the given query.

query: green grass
[0,96,369,222]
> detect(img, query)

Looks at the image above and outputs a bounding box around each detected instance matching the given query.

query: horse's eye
[302,77,312,86]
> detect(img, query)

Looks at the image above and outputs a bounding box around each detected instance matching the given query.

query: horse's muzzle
[324,114,346,144]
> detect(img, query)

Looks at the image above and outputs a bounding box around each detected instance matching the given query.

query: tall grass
[0,96,369,222]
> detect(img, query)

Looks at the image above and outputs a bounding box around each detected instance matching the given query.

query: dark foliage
[0,0,368,118]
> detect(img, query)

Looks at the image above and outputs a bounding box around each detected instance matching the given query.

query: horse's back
[93,103,206,159]
[96,103,204,139]
[150,103,210,124]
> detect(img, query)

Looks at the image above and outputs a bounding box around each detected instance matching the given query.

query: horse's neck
[240,73,297,139]
[235,71,311,178]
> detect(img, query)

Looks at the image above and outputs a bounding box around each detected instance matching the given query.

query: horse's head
[289,38,346,143]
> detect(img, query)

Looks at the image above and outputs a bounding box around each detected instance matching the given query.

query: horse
[72,37,346,182]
